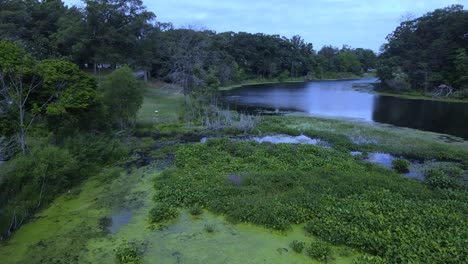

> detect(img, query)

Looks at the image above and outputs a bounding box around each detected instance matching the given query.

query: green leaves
[101,66,143,130]
[0,41,35,75]
[153,139,467,263]
[378,5,468,91]
[391,158,410,173]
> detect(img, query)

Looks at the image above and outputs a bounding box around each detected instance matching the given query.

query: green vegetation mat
[154,139,467,263]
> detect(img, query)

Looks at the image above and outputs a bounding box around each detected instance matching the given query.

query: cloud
[63,0,466,51]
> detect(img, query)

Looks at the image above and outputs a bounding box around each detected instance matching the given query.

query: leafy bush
[425,169,460,189]
[204,224,216,233]
[353,255,386,264]
[116,243,143,264]
[148,203,178,223]
[101,66,143,130]
[453,88,468,99]
[0,145,79,238]
[306,240,333,262]
[63,134,128,169]
[391,158,410,173]
[189,204,203,216]
[290,240,306,253]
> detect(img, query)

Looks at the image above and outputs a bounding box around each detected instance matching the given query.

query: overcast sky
[63,0,467,52]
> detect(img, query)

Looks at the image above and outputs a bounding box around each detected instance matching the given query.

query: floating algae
[0,166,360,264]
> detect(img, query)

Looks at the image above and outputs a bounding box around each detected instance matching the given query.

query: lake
[221,79,468,139]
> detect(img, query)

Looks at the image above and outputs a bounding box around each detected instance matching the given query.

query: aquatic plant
[189,204,203,216]
[204,224,216,233]
[391,158,410,173]
[148,203,178,223]
[98,216,112,230]
[352,255,386,264]
[290,240,306,253]
[306,240,333,262]
[116,243,143,264]
[425,169,460,189]
[153,139,467,263]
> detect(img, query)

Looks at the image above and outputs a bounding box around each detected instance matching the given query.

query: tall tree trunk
[18,100,26,155]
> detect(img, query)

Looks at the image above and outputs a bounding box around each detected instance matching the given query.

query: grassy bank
[219,74,368,91]
[353,83,468,103]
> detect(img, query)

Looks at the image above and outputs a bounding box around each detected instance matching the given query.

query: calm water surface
[222,79,468,139]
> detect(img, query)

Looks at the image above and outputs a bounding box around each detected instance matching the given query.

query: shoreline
[353,83,468,103]
[220,78,468,104]
[218,77,368,91]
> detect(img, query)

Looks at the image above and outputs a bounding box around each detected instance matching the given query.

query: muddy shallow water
[0,168,359,264]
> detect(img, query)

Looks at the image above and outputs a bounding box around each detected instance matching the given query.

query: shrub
[391,158,410,173]
[116,243,143,264]
[0,145,79,238]
[63,134,128,168]
[148,203,178,223]
[189,204,203,216]
[425,169,460,189]
[204,224,216,233]
[306,240,333,262]
[98,167,122,183]
[453,88,468,99]
[290,240,306,253]
[101,66,143,130]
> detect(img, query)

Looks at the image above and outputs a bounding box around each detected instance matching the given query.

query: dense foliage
[0,41,135,239]
[154,139,467,263]
[391,158,410,173]
[377,5,468,96]
[101,66,144,129]
[0,0,376,89]
[0,136,128,239]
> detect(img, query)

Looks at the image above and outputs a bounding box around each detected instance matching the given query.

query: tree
[0,41,42,154]
[378,5,468,92]
[101,66,143,130]
[336,49,361,75]
[453,48,468,89]
[354,48,377,71]
[39,60,99,143]
[83,0,155,73]
[165,29,210,102]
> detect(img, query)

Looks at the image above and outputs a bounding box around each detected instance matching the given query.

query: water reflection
[222,79,468,139]
[108,210,133,234]
[372,96,468,139]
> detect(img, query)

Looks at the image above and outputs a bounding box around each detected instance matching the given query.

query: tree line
[377,5,468,98]
[0,0,377,87]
